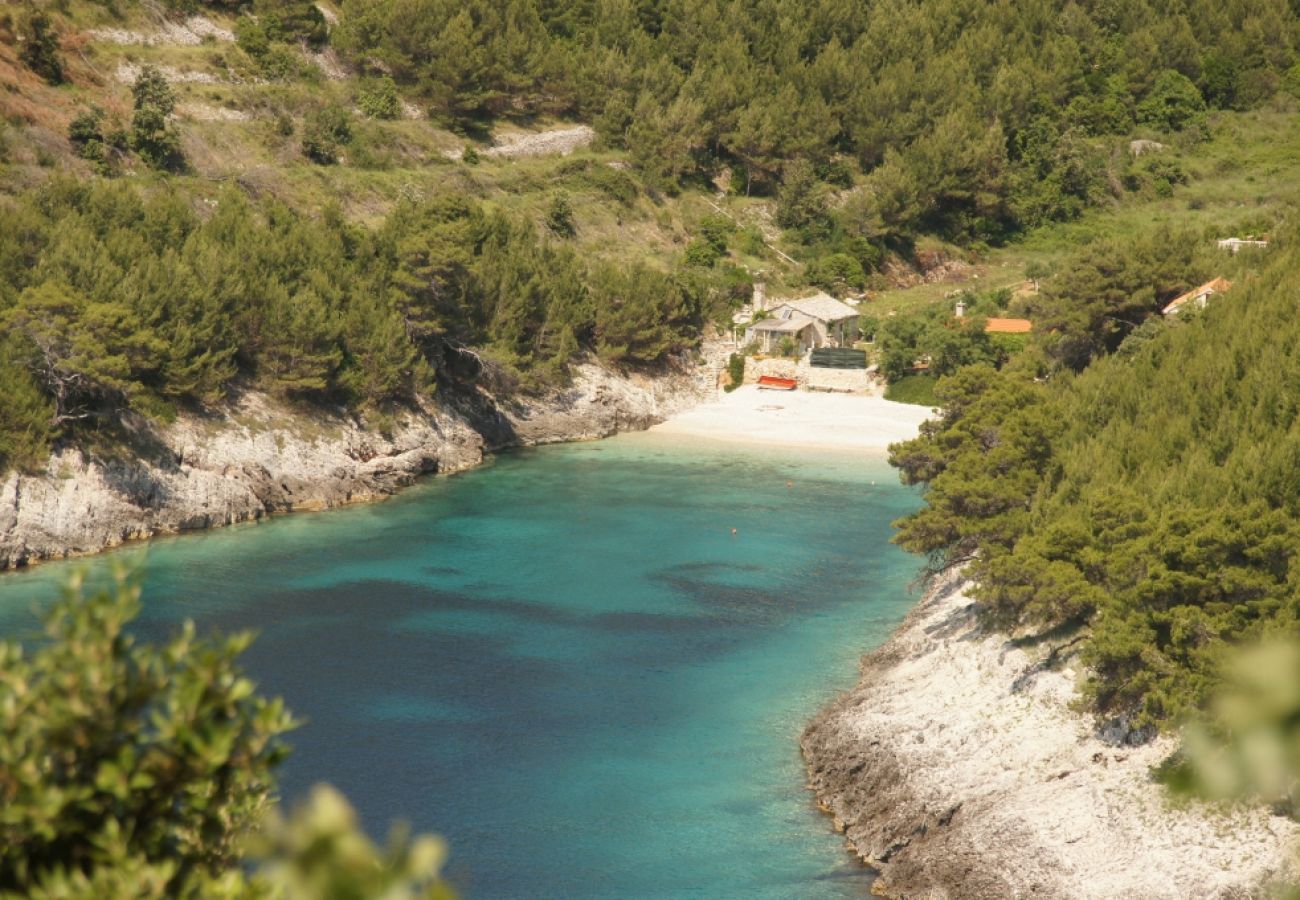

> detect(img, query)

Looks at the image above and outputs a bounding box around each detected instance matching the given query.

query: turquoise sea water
[0,432,922,899]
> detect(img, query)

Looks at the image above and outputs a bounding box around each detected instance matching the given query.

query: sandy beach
[646,385,933,450]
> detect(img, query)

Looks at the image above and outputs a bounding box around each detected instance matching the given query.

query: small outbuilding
[1217,238,1268,254]
[1161,277,1231,316]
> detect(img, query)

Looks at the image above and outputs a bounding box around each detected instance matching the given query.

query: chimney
[955,300,966,318]
[753,282,766,312]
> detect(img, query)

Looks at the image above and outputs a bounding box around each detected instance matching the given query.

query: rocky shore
[0,359,708,570]
[802,571,1298,899]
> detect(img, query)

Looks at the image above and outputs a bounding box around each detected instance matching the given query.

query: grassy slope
[883,374,939,407]
[865,109,1300,320]
[3,3,1296,335]
[0,2,810,291]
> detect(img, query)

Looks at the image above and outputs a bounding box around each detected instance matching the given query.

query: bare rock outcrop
[802,572,1298,899]
[1,358,710,570]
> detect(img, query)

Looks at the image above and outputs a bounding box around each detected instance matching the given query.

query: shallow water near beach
[0,433,923,898]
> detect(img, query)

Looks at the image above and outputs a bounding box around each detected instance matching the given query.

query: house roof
[1161,277,1232,314]
[749,314,814,333]
[780,292,859,323]
[984,317,1033,334]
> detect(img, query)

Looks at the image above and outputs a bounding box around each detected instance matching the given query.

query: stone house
[745,292,859,354]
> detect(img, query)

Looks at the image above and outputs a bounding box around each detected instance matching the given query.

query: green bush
[0,572,456,897]
[68,107,112,171]
[235,15,271,58]
[256,0,328,48]
[1137,70,1207,132]
[302,105,352,164]
[807,252,866,295]
[698,214,735,254]
[725,352,744,391]
[129,67,183,171]
[358,75,401,120]
[545,192,575,237]
[883,373,938,406]
[683,238,721,267]
[17,8,63,84]
[0,572,295,894]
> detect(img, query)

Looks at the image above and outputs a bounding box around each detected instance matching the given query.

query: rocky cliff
[802,572,1298,899]
[1,359,709,570]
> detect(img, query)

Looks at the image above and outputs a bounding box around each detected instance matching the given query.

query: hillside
[7,0,1300,896]
[4,0,1300,477]
[2,0,1298,717]
[891,220,1300,728]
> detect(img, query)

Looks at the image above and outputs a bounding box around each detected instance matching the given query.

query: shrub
[698,214,734,253]
[0,573,294,894]
[725,352,744,391]
[235,15,271,59]
[358,76,401,120]
[302,105,352,164]
[256,0,328,48]
[808,252,866,295]
[683,238,721,267]
[0,572,455,897]
[1137,70,1207,132]
[545,192,575,236]
[18,8,63,84]
[68,107,107,165]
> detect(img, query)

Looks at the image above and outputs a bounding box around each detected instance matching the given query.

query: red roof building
[1161,277,1232,316]
[984,318,1033,334]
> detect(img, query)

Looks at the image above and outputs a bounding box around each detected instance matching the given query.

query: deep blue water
[0,433,922,898]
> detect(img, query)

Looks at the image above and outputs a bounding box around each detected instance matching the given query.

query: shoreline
[1,373,932,572]
[645,385,933,452]
[0,359,710,571]
[801,571,1298,899]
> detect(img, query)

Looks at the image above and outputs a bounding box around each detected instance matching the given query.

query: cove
[0,432,923,898]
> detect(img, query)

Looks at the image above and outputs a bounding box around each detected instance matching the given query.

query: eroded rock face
[801,572,1298,900]
[0,359,710,569]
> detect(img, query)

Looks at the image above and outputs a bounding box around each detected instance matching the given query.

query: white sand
[647,385,933,450]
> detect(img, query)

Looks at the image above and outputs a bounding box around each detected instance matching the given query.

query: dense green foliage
[16,7,63,84]
[129,66,184,171]
[882,373,938,407]
[0,180,704,473]
[875,288,1023,381]
[1176,640,1300,811]
[725,351,744,392]
[0,572,293,895]
[0,574,454,898]
[330,0,1294,240]
[891,230,1300,728]
[1028,227,1210,369]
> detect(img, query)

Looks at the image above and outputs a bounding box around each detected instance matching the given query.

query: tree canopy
[0,179,704,474]
[0,572,454,898]
[890,227,1300,729]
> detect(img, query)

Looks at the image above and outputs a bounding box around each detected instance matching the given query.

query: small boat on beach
[757,375,798,391]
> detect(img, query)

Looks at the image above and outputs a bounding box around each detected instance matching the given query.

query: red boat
[757,375,798,391]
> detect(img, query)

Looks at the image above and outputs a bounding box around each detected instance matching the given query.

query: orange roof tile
[984,318,1033,334]
[1162,277,1231,314]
